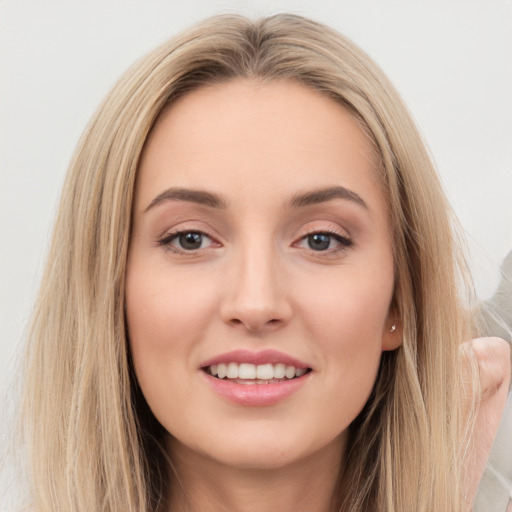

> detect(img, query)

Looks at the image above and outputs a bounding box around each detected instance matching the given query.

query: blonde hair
[21,14,474,512]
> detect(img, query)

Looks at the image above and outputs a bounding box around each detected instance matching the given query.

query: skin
[126,79,400,511]
[124,78,510,511]
[461,337,511,510]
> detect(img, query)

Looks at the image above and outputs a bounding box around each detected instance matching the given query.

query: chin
[194,425,344,472]
[205,448,305,471]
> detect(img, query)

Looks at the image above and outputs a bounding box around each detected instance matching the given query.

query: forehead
[136,79,386,215]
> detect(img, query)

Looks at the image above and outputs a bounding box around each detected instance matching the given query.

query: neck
[166,435,346,512]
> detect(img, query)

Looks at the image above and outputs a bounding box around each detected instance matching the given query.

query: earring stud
[390,324,396,333]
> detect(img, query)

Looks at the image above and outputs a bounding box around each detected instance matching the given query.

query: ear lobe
[382,315,403,351]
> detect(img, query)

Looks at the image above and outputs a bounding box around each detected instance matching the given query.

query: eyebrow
[144,187,227,212]
[144,185,367,213]
[290,186,367,209]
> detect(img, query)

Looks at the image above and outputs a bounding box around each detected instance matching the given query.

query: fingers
[459,337,511,510]
[470,337,511,401]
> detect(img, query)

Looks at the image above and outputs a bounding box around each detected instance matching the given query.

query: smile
[205,362,310,384]
[200,350,313,406]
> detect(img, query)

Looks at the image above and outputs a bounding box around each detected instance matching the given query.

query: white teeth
[235,378,282,385]
[217,363,227,379]
[256,363,274,380]
[207,362,309,380]
[239,363,256,379]
[285,365,296,379]
[227,362,238,379]
[274,363,285,378]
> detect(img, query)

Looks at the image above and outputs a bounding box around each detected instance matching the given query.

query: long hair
[21,14,474,511]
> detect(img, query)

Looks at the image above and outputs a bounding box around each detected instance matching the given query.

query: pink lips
[200,349,312,407]
[200,349,309,369]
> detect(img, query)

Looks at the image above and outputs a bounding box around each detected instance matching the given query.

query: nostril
[228,316,284,332]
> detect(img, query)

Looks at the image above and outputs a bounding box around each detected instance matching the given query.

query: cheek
[125,262,220,395]
[296,263,393,345]
[294,263,393,409]
[126,262,218,341]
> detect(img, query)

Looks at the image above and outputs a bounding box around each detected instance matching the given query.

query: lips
[200,349,310,369]
[200,349,312,406]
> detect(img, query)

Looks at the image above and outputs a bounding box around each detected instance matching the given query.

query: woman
[19,14,510,512]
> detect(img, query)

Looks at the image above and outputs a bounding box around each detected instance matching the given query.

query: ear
[382,308,402,351]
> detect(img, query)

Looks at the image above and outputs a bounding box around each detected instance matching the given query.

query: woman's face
[126,79,399,470]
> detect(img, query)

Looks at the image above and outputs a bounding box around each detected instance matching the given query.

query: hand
[460,337,511,510]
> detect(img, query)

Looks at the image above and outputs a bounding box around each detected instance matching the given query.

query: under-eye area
[203,363,313,384]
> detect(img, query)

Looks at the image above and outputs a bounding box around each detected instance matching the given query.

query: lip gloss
[202,371,310,406]
[200,349,310,369]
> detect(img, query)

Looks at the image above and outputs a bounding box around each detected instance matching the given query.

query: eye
[307,233,333,251]
[158,230,215,251]
[297,231,353,252]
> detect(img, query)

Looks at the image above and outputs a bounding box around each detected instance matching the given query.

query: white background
[1,0,511,401]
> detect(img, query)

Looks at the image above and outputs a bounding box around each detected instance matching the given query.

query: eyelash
[296,229,353,254]
[157,228,353,254]
[157,229,218,253]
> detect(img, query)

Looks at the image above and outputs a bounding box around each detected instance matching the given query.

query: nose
[219,243,293,333]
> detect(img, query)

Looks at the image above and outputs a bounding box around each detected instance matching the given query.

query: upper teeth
[209,363,307,380]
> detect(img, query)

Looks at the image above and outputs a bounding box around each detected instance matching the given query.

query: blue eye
[299,232,353,252]
[307,233,332,251]
[158,230,214,251]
